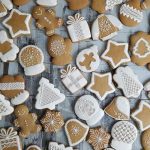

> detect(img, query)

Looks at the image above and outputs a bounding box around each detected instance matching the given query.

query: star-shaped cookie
[3,9,31,38]
[87,72,115,100]
[101,40,130,68]
[132,101,150,131]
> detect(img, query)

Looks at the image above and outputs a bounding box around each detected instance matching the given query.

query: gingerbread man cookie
[32,6,63,36]
[14,104,42,138]
[66,0,89,10]
[48,34,72,66]
[12,0,30,6]
[130,32,150,67]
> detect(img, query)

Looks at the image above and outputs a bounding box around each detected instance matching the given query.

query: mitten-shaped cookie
[141,0,150,10]
[66,0,89,10]
[119,0,143,27]
[32,6,63,36]
[12,0,30,6]
[14,105,42,138]
[48,34,72,66]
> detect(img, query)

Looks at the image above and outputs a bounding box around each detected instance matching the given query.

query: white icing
[3,9,31,38]
[1,0,13,10]
[144,81,150,91]
[75,95,104,126]
[11,90,29,105]
[36,0,57,7]
[0,82,24,90]
[76,45,100,73]
[27,145,41,150]
[36,77,65,110]
[0,30,19,62]
[48,142,73,150]
[106,0,123,10]
[0,3,7,18]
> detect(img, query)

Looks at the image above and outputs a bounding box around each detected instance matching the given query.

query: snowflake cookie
[60,64,87,93]
[0,30,19,62]
[36,78,65,110]
[113,66,143,98]
[76,45,100,73]
[104,96,130,120]
[41,110,64,133]
[101,40,130,69]
[19,45,45,76]
[67,13,91,42]
[87,127,111,150]
[111,121,137,150]
[132,101,150,131]
[87,72,115,100]
[92,14,123,41]
[3,9,31,38]
[49,142,73,150]
[65,119,89,146]
[0,127,21,150]
[75,95,104,126]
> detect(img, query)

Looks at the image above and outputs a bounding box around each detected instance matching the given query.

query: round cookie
[12,0,30,6]
[26,145,41,150]
[119,0,143,27]
[142,128,150,150]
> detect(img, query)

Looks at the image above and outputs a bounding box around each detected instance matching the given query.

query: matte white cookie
[92,14,123,41]
[0,30,19,62]
[36,0,57,7]
[76,45,100,73]
[113,66,143,98]
[36,77,65,110]
[144,81,150,98]
[26,145,41,150]
[67,13,91,42]
[75,95,104,126]
[111,121,137,150]
[0,94,14,120]
[49,142,73,150]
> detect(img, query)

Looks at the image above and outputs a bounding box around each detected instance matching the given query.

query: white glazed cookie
[0,30,19,62]
[67,13,91,42]
[76,45,100,73]
[113,66,143,98]
[92,14,123,41]
[3,9,31,38]
[36,0,57,7]
[144,81,150,99]
[49,142,73,150]
[75,95,104,126]
[26,145,41,150]
[36,78,65,110]
[19,45,45,76]
[104,96,130,120]
[111,121,137,150]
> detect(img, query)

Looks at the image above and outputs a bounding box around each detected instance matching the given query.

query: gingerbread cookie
[0,127,21,150]
[48,34,72,66]
[14,104,42,138]
[0,30,19,62]
[75,95,104,126]
[60,65,88,93]
[36,78,65,110]
[49,142,73,150]
[104,96,130,120]
[36,0,58,7]
[65,119,89,146]
[92,14,123,41]
[67,13,91,42]
[3,9,31,38]
[19,45,45,76]
[12,0,30,6]
[132,101,150,131]
[130,32,150,67]
[101,40,130,69]
[87,72,115,100]
[41,110,64,132]
[0,94,14,119]
[87,127,111,150]
[0,75,29,105]
[76,45,100,73]
[92,0,123,13]
[32,6,63,36]
[142,128,150,150]
[66,0,89,10]
[141,0,150,10]
[113,66,143,98]
[111,121,137,150]
[26,145,41,150]
[119,0,143,27]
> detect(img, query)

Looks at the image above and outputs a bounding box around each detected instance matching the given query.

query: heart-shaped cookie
[104,96,130,120]
[65,119,89,146]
